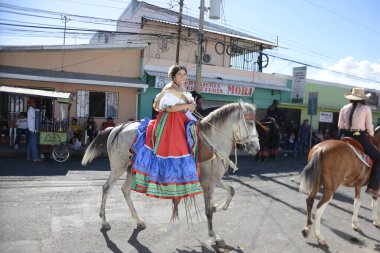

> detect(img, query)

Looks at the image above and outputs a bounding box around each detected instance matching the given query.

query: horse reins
[192,103,259,172]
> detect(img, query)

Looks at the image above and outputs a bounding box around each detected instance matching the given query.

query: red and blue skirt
[130,111,202,199]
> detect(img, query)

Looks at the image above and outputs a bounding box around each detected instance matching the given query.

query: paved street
[0,153,379,253]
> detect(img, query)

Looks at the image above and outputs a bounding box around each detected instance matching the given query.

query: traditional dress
[130,86,202,199]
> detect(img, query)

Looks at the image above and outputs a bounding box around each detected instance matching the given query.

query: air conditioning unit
[202,53,211,63]
[195,51,212,64]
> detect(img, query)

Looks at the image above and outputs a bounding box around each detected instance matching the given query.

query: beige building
[91,0,290,118]
[0,44,148,130]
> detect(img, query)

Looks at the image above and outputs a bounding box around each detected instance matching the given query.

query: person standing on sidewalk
[14,112,28,149]
[27,99,43,162]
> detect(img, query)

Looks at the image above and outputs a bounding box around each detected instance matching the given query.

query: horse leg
[213,180,234,212]
[100,167,125,230]
[315,190,333,245]
[302,188,318,238]
[204,186,225,247]
[352,187,362,231]
[372,195,380,227]
[121,170,146,230]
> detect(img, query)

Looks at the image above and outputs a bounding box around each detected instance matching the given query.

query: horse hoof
[302,227,310,238]
[137,223,146,230]
[101,223,111,231]
[317,238,327,246]
[352,225,362,232]
[215,238,226,247]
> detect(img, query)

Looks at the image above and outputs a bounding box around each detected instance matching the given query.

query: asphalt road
[0,154,379,253]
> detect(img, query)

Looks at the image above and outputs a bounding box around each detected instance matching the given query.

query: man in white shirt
[27,99,43,162]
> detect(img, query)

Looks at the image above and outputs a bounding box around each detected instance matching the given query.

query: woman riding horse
[130,65,202,199]
[338,87,380,197]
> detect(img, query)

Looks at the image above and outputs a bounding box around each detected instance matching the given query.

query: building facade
[0,44,148,130]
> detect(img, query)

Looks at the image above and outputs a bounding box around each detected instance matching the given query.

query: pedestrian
[190,90,204,117]
[69,118,82,141]
[85,117,98,143]
[267,99,279,121]
[27,99,43,162]
[296,119,311,157]
[129,64,202,199]
[338,87,380,197]
[102,116,115,130]
[14,112,29,149]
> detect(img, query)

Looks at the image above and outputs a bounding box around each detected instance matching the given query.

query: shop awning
[0,65,148,89]
[0,85,71,99]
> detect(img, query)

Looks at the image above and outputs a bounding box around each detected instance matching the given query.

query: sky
[0,0,379,90]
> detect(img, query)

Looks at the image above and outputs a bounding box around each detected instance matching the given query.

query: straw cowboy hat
[344,87,371,101]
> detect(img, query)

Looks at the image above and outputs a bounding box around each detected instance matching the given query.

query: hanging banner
[155,76,254,96]
[292,66,307,99]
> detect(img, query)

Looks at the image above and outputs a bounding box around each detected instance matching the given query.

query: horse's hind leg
[315,190,333,245]
[352,187,362,231]
[213,180,234,212]
[100,167,125,230]
[302,189,318,238]
[121,171,146,230]
[372,195,380,227]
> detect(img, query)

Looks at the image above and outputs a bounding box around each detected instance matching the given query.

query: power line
[303,0,380,35]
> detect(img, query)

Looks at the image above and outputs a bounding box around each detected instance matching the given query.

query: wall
[0,49,141,77]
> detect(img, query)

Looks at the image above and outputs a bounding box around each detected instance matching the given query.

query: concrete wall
[0,49,141,77]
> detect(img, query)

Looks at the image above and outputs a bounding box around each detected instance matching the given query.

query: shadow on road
[0,157,110,176]
[305,242,332,253]
[228,156,374,224]
[101,229,123,253]
[127,228,153,253]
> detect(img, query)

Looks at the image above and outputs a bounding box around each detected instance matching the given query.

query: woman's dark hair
[348,100,366,129]
[168,65,187,80]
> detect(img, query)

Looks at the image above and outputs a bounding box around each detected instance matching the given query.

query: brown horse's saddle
[341,137,373,168]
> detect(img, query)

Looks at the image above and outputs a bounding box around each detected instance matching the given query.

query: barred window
[76,90,118,118]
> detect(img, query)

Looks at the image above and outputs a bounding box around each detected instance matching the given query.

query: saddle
[341,137,373,168]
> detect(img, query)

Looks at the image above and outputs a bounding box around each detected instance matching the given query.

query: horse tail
[299,147,323,194]
[81,127,113,166]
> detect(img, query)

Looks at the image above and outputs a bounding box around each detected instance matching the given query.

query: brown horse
[299,129,380,245]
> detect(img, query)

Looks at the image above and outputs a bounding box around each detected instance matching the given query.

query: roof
[0,85,71,99]
[142,17,275,49]
[0,43,148,52]
[0,65,148,89]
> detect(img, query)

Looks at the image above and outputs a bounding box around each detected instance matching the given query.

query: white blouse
[157,91,194,111]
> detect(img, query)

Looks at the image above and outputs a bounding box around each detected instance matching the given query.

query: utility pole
[61,15,69,45]
[175,0,184,65]
[195,0,205,93]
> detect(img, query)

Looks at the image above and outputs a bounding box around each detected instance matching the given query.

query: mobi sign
[155,76,254,97]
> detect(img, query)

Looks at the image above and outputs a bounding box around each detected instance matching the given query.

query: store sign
[319,111,333,123]
[155,76,254,97]
[292,66,307,99]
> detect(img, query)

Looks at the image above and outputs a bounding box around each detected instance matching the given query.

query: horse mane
[200,102,256,133]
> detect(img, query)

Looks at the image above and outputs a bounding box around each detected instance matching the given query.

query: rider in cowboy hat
[338,87,380,197]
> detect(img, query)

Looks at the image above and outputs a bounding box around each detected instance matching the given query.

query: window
[76,90,118,118]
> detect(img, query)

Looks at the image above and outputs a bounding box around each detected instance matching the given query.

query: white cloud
[310,57,380,91]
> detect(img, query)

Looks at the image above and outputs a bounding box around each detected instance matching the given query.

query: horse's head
[233,102,260,155]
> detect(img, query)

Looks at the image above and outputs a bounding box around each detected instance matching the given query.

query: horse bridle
[233,102,259,145]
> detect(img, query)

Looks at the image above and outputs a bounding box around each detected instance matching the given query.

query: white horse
[82,102,260,246]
